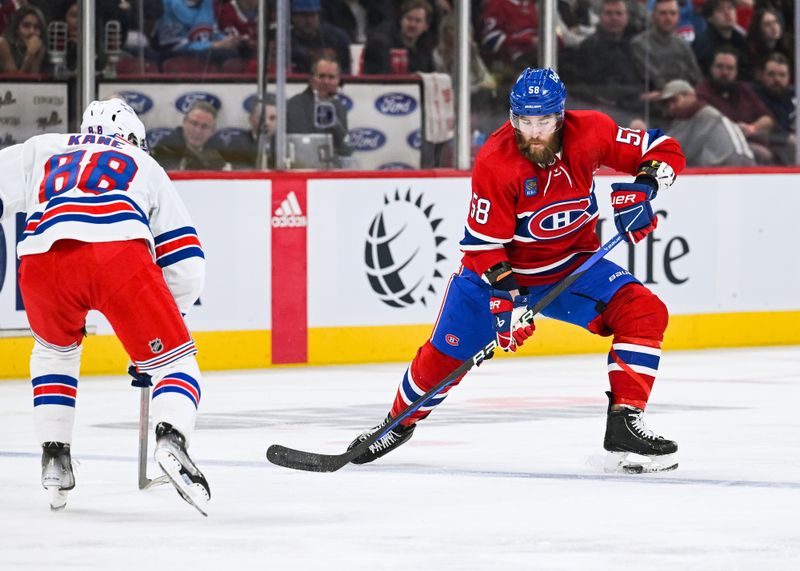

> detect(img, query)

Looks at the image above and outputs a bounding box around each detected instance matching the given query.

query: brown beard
[515,130,561,165]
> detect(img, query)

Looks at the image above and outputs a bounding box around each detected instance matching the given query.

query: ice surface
[1,346,798,570]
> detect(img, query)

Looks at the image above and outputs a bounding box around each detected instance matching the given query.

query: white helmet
[80,98,148,151]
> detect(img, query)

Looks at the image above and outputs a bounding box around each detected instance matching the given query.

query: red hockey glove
[610,182,658,244]
[489,289,534,352]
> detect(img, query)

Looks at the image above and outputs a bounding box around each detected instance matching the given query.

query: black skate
[41,442,75,511]
[154,423,210,516]
[603,392,678,474]
[348,414,415,465]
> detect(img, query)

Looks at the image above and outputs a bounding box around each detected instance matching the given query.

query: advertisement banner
[0,84,68,149]
[100,81,421,170]
[307,177,471,327]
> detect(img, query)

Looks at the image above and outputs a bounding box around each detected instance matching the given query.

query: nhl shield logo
[148,338,164,354]
[523,178,538,197]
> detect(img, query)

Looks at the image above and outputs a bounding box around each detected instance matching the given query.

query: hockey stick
[267,233,626,472]
[130,367,169,490]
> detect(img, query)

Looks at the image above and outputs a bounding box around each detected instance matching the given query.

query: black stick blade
[266,444,356,473]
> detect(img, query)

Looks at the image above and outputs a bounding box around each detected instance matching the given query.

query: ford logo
[119,91,153,115]
[375,93,417,116]
[406,129,422,150]
[175,92,222,114]
[335,93,354,112]
[378,162,415,170]
[147,127,173,149]
[349,128,386,151]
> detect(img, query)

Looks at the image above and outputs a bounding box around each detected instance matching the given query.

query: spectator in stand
[287,55,353,165]
[433,13,495,96]
[153,0,245,63]
[215,0,258,58]
[696,47,775,163]
[752,53,795,164]
[631,0,702,94]
[647,0,707,43]
[322,0,392,44]
[291,0,351,74]
[215,93,277,169]
[0,4,46,74]
[557,0,597,49]
[151,100,231,170]
[746,7,793,72]
[363,0,434,75]
[692,0,751,78]
[660,78,756,166]
[568,0,643,121]
[481,0,538,69]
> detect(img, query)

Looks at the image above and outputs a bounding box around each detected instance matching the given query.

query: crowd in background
[0,0,795,167]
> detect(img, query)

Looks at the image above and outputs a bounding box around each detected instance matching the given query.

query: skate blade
[155,449,209,517]
[604,451,679,474]
[46,485,68,511]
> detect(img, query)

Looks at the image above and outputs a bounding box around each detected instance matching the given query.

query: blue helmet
[509,67,567,120]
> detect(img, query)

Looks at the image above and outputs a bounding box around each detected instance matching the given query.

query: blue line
[2,450,798,490]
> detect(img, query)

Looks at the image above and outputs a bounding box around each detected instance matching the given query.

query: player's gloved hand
[489,289,534,352]
[610,182,658,244]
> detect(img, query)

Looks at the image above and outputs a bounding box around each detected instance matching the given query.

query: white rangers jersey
[0,133,204,313]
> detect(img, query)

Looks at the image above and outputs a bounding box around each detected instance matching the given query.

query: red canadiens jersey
[481,0,539,63]
[460,110,686,286]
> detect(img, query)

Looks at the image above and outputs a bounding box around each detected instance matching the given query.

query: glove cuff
[482,261,520,292]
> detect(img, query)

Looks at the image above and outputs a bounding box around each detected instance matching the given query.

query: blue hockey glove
[610,182,658,244]
[489,289,534,352]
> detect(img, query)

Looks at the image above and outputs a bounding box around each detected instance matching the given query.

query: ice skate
[603,392,678,474]
[348,414,415,465]
[154,423,210,516]
[41,442,75,511]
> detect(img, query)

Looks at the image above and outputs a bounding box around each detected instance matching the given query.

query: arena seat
[160,55,221,75]
[116,57,159,75]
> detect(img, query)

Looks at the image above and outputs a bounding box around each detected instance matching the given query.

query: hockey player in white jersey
[0,98,210,515]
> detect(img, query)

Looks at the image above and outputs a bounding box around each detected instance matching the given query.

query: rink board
[1,169,799,376]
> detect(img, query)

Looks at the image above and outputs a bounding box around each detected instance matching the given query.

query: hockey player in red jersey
[349,67,686,473]
[0,99,210,513]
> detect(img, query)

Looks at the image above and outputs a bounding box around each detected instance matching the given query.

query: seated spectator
[291,0,351,74]
[746,7,793,72]
[632,0,702,94]
[647,0,707,43]
[321,0,392,44]
[659,78,756,166]
[151,100,231,170]
[567,0,644,121]
[557,0,597,49]
[752,53,795,164]
[363,0,434,74]
[216,0,258,58]
[215,93,277,169]
[153,0,245,63]
[0,4,47,74]
[287,55,353,165]
[692,0,751,78]
[480,0,538,69]
[695,47,775,162]
[433,13,495,95]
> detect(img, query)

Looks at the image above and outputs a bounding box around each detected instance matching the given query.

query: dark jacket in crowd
[286,86,353,158]
[213,130,276,170]
[362,23,434,74]
[151,127,229,171]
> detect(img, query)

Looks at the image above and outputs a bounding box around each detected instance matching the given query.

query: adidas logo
[271,191,307,228]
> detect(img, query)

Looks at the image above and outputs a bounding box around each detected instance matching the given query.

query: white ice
[1,346,799,570]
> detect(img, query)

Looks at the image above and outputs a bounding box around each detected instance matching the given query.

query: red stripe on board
[271,179,308,364]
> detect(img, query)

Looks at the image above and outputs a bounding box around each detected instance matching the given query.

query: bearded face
[513,113,562,165]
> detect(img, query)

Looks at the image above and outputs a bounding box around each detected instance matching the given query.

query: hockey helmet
[80,98,148,151]
[509,68,567,131]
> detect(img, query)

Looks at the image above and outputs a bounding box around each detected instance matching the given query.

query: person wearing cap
[659,78,755,166]
[290,0,351,74]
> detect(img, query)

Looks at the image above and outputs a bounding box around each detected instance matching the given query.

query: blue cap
[292,0,321,13]
[509,67,567,118]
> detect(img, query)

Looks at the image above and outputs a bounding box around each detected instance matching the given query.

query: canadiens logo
[148,338,164,354]
[523,178,538,197]
[526,195,598,241]
[445,334,460,346]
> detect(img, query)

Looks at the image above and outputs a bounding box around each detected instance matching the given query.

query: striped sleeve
[154,225,204,268]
